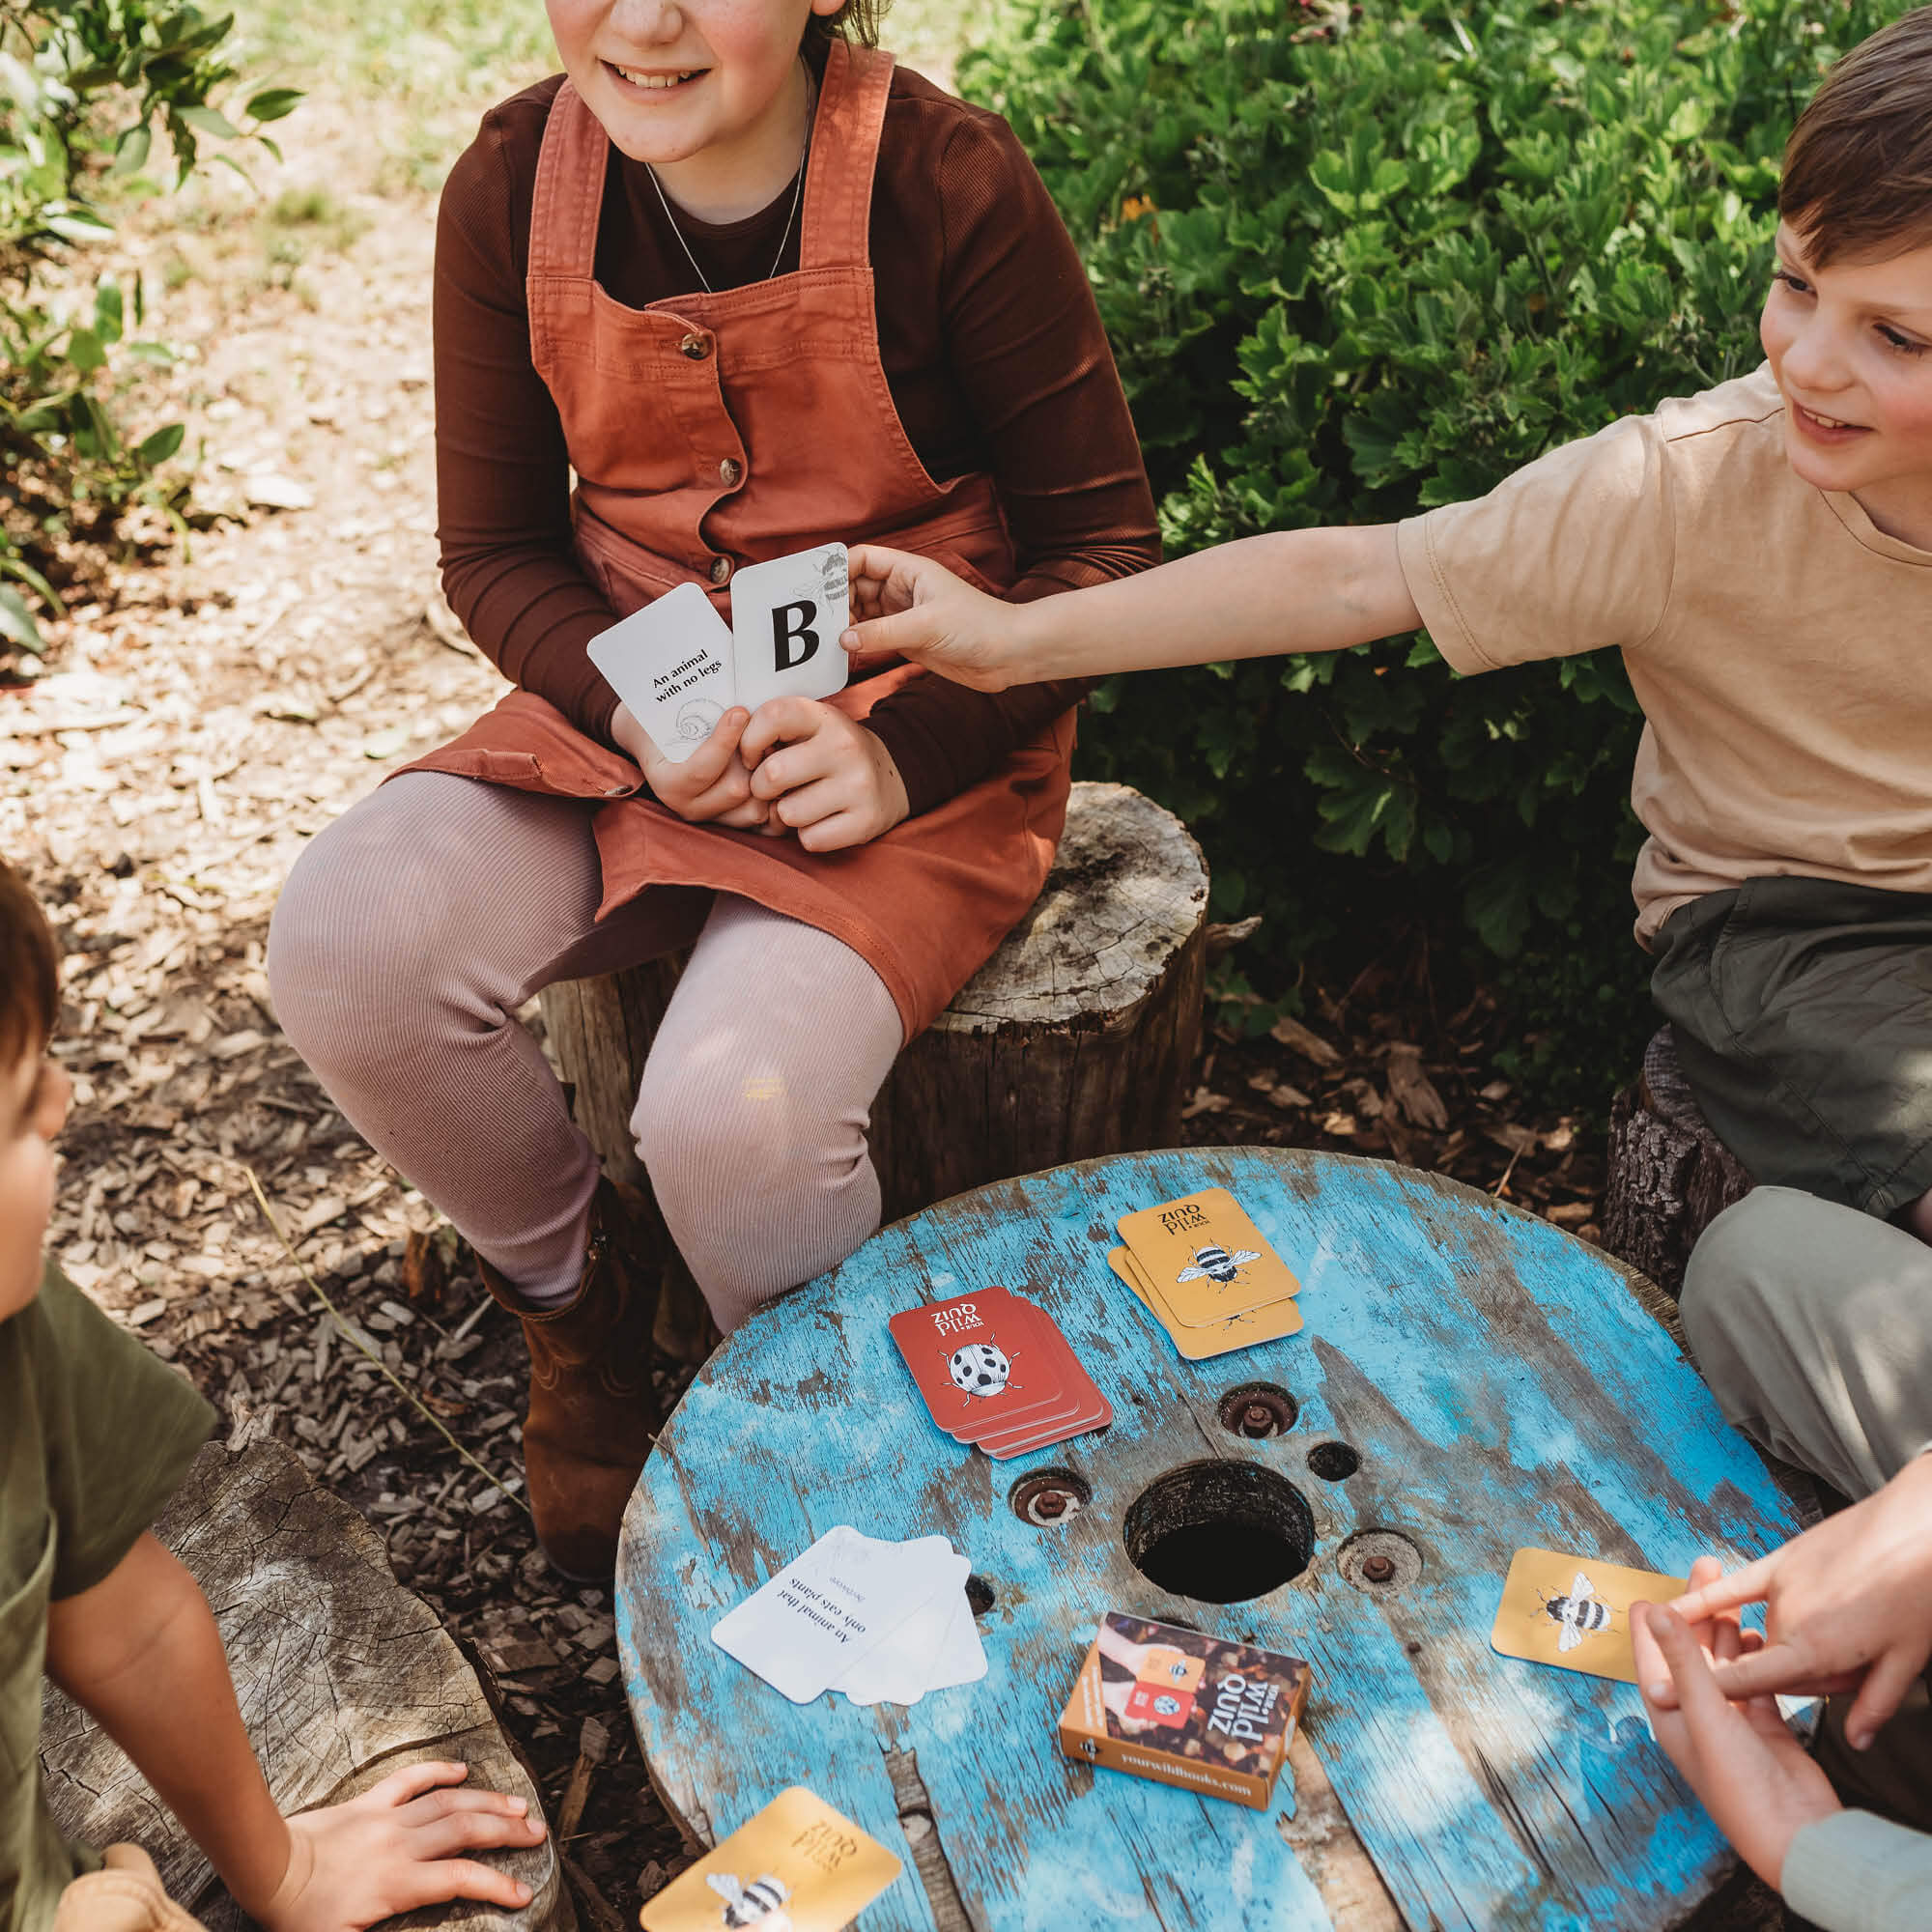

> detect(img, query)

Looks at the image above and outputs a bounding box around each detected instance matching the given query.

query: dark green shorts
[1651,875,1932,1218]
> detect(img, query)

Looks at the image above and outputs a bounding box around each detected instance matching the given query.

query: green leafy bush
[961,0,1909,1094]
[1,2,298,655]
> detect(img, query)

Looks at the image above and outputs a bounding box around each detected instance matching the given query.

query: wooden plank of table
[620,1149,1802,1931]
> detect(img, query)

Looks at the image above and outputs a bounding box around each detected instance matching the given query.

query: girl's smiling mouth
[604,62,707,93]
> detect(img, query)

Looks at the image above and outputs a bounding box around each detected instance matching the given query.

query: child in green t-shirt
[0,860,547,1932]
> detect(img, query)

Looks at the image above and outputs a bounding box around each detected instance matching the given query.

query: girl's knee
[268,800,469,1061]
[633,1050,868,1220]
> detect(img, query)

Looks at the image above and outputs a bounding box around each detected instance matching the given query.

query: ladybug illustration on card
[889,1288,1052,1433]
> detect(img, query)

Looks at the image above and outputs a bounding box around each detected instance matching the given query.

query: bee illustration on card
[706,1871,793,1930]
[944,1338,1020,1403]
[1537,1572,1617,1653]
[1176,1243,1263,1288]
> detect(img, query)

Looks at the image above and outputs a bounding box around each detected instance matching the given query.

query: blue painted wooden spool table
[617,1148,1802,1930]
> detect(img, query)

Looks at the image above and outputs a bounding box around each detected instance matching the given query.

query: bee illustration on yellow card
[1540,1572,1615,1655]
[639,1787,901,1932]
[1176,1241,1264,1286]
[1490,1547,1689,1685]
[708,1871,792,1928]
[1116,1187,1299,1328]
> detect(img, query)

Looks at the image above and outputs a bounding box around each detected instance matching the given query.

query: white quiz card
[729,542,850,712]
[585,582,736,763]
[710,1526,963,1705]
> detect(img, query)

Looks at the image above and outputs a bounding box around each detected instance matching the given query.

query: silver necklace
[645,74,813,295]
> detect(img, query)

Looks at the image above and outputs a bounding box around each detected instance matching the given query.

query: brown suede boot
[481,1177,662,1582]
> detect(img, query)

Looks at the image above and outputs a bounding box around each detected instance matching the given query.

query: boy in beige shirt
[837,9,1932,1922]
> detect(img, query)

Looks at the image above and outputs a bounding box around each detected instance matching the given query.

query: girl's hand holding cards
[743,696,909,852]
[611,701,770,830]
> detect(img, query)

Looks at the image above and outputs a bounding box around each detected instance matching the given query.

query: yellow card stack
[1108,1186,1302,1359]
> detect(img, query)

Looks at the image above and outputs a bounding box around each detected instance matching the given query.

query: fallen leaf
[1386,1042,1449,1129]
[1268,1013,1342,1068]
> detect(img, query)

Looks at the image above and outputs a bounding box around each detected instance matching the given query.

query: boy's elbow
[43,1533,209,1699]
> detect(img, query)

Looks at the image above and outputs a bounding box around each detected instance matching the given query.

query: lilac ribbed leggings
[267,773,903,1329]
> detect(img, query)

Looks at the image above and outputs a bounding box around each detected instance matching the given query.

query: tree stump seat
[539,781,1212,1362]
[1601,1027,1754,1304]
[40,1435,567,1931]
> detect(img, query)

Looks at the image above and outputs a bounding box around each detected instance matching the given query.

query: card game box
[1058,1613,1311,1809]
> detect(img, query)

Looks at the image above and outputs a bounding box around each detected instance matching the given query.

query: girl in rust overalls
[267,0,1158,1577]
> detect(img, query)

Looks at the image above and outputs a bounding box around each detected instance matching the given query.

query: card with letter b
[731,542,851,710]
[583,544,850,762]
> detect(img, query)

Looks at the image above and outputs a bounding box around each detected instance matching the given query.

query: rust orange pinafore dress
[398,43,1074,1037]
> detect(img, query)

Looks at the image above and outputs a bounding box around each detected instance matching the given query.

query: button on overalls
[399,43,1075,1037]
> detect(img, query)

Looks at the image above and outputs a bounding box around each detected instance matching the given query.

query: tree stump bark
[1601,1027,1753,1302]
[539,781,1209,1358]
[39,1435,568,1932]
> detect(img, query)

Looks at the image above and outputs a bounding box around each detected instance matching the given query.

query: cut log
[39,1435,568,1932]
[1601,1026,1753,1302]
[539,781,1210,1358]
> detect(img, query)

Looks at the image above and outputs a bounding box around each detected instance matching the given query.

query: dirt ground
[2,38,1772,1931]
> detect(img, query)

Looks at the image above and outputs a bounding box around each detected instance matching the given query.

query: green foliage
[1,1,298,653]
[961,0,1909,1097]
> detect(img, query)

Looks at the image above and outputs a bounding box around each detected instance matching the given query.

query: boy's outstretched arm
[843,527,1421,691]
[44,1531,547,1932]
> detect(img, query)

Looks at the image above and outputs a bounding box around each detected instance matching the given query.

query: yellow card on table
[1489,1547,1689,1685]
[1116,1187,1299,1328]
[1107,1246,1302,1358]
[639,1787,902,1932]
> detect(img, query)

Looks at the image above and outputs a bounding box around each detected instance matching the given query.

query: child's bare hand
[611,701,768,827]
[742,697,909,851]
[1665,1453,1932,1746]
[258,1761,546,1932]
[1633,1572,1838,1891]
[841,545,1022,692]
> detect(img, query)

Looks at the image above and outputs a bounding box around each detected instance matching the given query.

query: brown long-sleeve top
[433,55,1161,815]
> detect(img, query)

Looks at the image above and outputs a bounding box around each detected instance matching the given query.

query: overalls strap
[526,80,606,285]
[798,42,895,271]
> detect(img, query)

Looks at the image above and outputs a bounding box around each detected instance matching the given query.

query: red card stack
[889,1287,1111,1460]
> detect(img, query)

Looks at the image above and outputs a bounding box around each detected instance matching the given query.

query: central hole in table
[1122,1461,1315,1604]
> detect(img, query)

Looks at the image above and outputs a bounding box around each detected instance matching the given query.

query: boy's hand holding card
[639,1786,902,1932]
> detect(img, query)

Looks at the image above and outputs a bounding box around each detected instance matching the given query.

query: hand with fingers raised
[1659,1453,1932,1751]
[255,1761,548,1932]
[840,545,1025,693]
[742,696,908,853]
[611,701,770,828]
[1633,1555,1840,1891]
